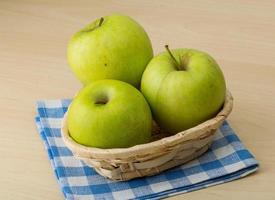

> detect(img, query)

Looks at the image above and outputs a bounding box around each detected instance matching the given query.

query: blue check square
[35,99,259,200]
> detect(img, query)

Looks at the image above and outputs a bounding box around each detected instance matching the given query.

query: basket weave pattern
[62,91,233,181]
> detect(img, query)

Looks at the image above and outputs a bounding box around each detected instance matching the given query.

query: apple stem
[165,45,188,71]
[98,17,104,27]
[165,45,182,71]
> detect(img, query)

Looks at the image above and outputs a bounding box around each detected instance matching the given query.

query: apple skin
[67,14,153,88]
[67,80,152,148]
[141,48,226,134]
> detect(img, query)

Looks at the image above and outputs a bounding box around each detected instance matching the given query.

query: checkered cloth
[35,99,258,200]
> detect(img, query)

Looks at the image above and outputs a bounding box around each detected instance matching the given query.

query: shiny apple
[67,14,153,87]
[141,46,226,134]
[68,80,152,148]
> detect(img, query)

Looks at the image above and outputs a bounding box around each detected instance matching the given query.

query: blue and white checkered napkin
[35,99,259,200]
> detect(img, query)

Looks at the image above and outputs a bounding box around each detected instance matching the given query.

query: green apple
[67,14,153,87]
[67,79,152,148]
[141,46,226,134]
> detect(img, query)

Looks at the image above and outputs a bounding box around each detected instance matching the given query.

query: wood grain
[0,0,274,199]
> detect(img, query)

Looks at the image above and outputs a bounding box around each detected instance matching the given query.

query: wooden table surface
[1,0,275,199]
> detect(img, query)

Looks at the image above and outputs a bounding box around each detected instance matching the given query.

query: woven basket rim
[61,90,233,158]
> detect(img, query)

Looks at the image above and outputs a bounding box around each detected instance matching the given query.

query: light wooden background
[0,0,274,199]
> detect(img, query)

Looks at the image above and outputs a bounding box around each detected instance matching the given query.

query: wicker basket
[61,90,233,181]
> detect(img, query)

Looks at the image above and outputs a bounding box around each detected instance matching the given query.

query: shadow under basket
[61,90,233,181]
